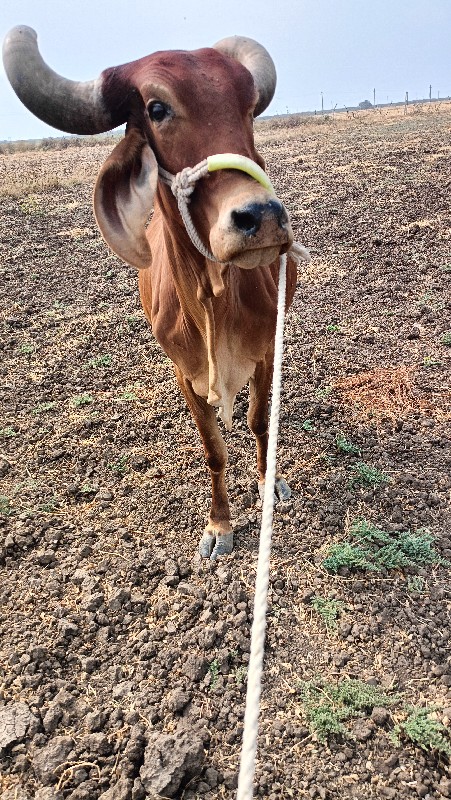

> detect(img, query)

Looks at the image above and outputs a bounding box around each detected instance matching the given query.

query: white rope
[160,157,288,797]
[237,253,287,800]
[159,161,223,263]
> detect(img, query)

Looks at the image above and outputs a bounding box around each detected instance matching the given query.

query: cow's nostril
[231,200,288,237]
[232,208,262,236]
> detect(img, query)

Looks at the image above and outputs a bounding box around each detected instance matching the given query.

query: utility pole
[404,91,408,114]
[429,84,432,101]
[373,87,376,108]
[321,92,324,113]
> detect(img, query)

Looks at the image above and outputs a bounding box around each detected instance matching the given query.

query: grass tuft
[298,678,397,743]
[391,706,451,757]
[311,596,345,632]
[322,519,445,574]
[350,462,389,487]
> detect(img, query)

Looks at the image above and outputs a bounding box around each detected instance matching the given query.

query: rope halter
[158,153,276,263]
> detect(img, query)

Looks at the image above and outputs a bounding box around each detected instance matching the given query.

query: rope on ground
[236,253,287,800]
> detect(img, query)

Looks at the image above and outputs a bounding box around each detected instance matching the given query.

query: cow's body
[3,27,307,558]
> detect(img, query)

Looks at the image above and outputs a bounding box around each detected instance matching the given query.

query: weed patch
[311,596,345,632]
[297,678,397,742]
[335,433,360,455]
[322,518,445,574]
[391,707,451,757]
[70,394,94,407]
[350,462,389,487]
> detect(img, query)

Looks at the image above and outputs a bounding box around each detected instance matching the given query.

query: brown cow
[3,27,309,559]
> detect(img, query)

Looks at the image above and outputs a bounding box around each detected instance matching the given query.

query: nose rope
[158,153,276,263]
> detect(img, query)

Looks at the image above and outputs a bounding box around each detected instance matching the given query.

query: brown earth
[0,105,450,799]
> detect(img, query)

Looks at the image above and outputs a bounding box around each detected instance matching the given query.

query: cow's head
[3,27,293,269]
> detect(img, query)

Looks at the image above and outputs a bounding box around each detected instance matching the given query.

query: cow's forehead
[107,47,256,110]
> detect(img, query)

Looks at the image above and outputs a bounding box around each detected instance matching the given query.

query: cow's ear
[94,127,158,269]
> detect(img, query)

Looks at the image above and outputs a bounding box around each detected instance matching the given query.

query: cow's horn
[213,36,276,117]
[2,26,123,135]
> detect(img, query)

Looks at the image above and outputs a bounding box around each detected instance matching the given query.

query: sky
[0,0,450,141]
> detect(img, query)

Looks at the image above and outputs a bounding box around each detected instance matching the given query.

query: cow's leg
[175,367,233,560]
[248,356,291,502]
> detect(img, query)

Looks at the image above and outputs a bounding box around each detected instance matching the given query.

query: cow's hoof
[199,533,216,558]
[210,533,234,561]
[198,531,234,559]
[275,477,291,501]
[258,477,292,503]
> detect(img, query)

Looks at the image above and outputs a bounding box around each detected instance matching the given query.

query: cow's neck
[154,187,255,430]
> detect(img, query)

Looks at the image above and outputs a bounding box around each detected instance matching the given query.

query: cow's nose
[231,199,288,237]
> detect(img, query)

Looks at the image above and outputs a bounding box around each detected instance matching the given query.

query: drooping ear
[93,127,158,269]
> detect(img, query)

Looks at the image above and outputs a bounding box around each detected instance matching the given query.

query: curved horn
[2,26,125,135]
[213,36,276,117]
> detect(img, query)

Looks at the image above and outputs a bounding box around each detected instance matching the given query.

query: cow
[3,26,309,559]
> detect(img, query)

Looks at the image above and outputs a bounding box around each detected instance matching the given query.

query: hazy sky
[1,0,450,140]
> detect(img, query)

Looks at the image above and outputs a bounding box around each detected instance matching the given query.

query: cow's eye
[147,101,170,122]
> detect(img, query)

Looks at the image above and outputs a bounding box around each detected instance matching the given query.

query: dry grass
[334,366,451,421]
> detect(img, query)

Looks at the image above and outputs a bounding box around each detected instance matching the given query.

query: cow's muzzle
[232,199,288,237]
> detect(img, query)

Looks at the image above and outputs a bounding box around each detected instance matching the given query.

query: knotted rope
[158,152,276,264]
[159,155,288,797]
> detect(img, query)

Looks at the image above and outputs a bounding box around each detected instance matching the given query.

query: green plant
[126,315,140,328]
[19,343,34,354]
[209,659,219,688]
[0,427,17,438]
[391,707,451,757]
[423,356,441,368]
[302,419,315,432]
[349,461,389,488]
[0,495,13,515]
[322,519,446,574]
[19,194,41,215]
[108,455,128,475]
[119,391,137,401]
[71,393,94,407]
[326,323,340,333]
[440,332,451,346]
[79,483,97,494]
[406,575,426,594]
[33,402,56,414]
[40,498,60,512]
[311,596,345,632]
[315,386,332,400]
[297,678,396,743]
[235,666,247,686]
[85,354,112,369]
[335,433,360,455]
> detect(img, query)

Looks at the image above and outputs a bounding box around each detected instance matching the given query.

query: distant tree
[358,100,373,109]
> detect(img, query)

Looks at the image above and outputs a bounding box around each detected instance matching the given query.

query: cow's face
[93,48,293,270]
[3,28,292,269]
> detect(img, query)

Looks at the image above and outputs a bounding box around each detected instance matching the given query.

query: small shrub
[391,707,451,757]
[298,678,396,743]
[440,332,451,346]
[350,461,389,487]
[108,455,128,475]
[85,354,112,369]
[70,394,94,407]
[0,495,13,515]
[322,519,446,574]
[0,427,17,438]
[335,433,360,455]
[302,419,315,432]
[33,402,57,414]
[311,596,345,632]
[209,659,219,688]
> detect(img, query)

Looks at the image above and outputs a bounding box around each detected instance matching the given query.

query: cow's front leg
[175,368,233,560]
[248,356,292,503]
